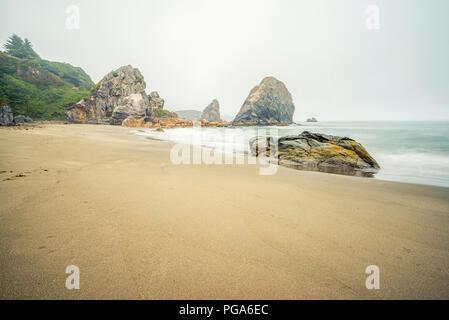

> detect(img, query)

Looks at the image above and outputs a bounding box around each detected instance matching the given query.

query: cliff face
[201,99,222,122]
[233,77,295,125]
[65,65,149,124]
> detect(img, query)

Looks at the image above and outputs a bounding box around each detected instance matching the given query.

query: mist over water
[134,121,449,188]
[294,121,449,187]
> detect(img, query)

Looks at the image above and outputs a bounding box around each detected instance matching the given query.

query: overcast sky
[1,0,448,120]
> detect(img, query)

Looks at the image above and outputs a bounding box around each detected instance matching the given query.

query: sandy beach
[0,124,448,299]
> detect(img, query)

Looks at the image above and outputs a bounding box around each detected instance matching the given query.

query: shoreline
[129,124,449,189]
[1,124,448,299]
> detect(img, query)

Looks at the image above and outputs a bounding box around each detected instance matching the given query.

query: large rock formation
[233,77,295,126]
[250,131,380,177]
[201,99,222,122]
[65,64,198,129]
[65,65,149,124]
[0,106,14,126]
[110,93,150,125]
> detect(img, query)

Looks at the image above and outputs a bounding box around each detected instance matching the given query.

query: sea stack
[201,99,222,122]
[65,65,149,124]
[233,77,295,126]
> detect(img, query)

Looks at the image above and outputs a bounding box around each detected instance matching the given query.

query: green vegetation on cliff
[153,109,171,118]
[0,35,94,119]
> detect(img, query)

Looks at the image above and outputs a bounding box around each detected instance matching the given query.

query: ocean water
[133,121,449,188]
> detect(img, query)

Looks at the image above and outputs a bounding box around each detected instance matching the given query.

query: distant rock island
[250,131,380,177]
[175,110,203,121]
[175,100,222,122]
[201,99,222,122]
[307,117,318,122]
[233,77,295,126]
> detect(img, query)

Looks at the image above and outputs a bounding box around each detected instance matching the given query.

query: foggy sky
[1,0,448,121]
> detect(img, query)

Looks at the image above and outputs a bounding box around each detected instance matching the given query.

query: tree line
[3,34,40,59]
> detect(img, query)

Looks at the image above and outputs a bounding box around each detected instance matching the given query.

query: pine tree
[23,38,39,58]
[4,34,39,59]
[4,34,25,58]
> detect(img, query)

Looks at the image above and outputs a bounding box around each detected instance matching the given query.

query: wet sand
[0,124,448,299]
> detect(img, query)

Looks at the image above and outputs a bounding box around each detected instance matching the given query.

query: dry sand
[0,124,448,299]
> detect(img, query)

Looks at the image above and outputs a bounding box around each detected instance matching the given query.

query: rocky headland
[0,35,93,120]
[65,65,149,124]
[233,77,295,126]
[250,131,380,177]
[65,65,192,129]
